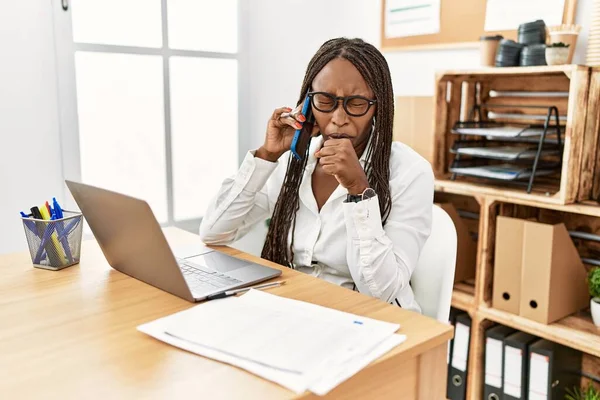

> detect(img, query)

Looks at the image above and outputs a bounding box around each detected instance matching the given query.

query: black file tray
[451,121,564,139]
[449,163,559,182]
[450,142,561,161]
[449,103,564,193]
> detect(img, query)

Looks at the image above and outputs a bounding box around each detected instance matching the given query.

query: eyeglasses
[307,91,377,117]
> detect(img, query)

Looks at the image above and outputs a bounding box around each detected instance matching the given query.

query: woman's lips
[328,133,352,139]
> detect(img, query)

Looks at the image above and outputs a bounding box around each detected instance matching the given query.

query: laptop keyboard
[177,259,242,293]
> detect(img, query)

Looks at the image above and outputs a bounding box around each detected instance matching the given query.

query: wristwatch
[346,188,376,203]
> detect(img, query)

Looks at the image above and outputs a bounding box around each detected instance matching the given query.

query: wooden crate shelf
[454,282,475,295]
[451,285,476,314]
[428,66,600,400]
[433,65,600,205]
[439,64,584,77]
[434,190,482,318]
[461,195,600,400]
[479,199,600,308]
[478,306,600,358]
[435,178,600,217]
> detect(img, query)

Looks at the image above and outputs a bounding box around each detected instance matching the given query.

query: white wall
[387,0,592,96]
[0,1,64,254]
[245,0,593,149]
[0,0,594,255]
[243,0,381,151]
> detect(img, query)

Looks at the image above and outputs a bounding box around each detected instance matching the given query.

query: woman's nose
[330,102,350,127]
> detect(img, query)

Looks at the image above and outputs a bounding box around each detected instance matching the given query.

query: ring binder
[503,331,539,400]
[448,313,471,400]
[484,324,516,400]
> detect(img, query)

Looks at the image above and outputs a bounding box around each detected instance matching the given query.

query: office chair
[411,204,458,323]
[230,220,268,257]
[231,204,458,323]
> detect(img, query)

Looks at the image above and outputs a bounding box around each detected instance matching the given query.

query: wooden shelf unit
[435,178,600,217]
[478,306,600,358]
[440,191,600,400]
[433,65,600,205]
[438,64,585,77]
[433,191,481,316]
[429,66,600,399]
[452,285,476,315]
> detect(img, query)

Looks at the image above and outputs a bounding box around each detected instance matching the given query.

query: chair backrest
[231,220,269,257]
[231,205,458,322]
[411,204,458,322]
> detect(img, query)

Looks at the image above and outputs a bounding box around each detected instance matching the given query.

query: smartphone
[290,96,314,160]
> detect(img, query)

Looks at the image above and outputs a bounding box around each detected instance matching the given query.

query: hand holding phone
[257,97,316,162]
[290,96,315,161]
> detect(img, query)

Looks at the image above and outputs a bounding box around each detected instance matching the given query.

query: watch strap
[346,188,376,203]
[346,193,362,203]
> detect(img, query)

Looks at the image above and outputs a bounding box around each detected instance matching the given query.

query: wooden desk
[0,228,453,399]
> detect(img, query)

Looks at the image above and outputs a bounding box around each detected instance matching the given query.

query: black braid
[261,38,394,267]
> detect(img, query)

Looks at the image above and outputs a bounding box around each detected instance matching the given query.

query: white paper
[385,0,441,38]
[309,334,406,396]
[137,290,406,395]
[485,0,565,32]
[138,314,308,394]
[451,322,470,372]
[504,346,523,398]
[454,126,546,138]
[164,293,397,374]
[528,353,549,400]
[450,164,556,181]
[485,338,503,388]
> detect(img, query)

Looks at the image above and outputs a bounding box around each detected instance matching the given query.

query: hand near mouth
[315,138,369,195]
[327,133,352,140]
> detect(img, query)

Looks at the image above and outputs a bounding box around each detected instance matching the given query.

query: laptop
[65,180,281,302]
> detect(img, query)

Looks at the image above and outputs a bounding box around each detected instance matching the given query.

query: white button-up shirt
[199,136,434,313]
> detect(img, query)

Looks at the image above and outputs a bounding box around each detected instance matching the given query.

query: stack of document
[449,164,556,181]
[138,290,406,395]
[453,145,550,161]
[453,125,550,138]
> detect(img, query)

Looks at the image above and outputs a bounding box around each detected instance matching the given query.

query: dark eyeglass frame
[307,91,377,117]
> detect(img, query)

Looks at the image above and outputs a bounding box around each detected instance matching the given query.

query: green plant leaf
[588,267,600,298]
[565,386,583,400]
[585,384,600,400]
[549,41,570,48]
[565,384,600,400]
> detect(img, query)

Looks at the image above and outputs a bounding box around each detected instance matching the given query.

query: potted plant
[545,42,571,65]
[565,384,600,400]
[589,267,600,327]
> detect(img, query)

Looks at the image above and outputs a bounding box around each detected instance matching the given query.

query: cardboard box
[519,221,589,324]
[393,96,434,164]
[492,217,525,314]
[436,202,477,283]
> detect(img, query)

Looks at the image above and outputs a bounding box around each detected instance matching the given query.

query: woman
[200,38,433,312]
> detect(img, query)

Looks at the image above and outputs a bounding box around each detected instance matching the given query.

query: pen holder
[21,211,83,271]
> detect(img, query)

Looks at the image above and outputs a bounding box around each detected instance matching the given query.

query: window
[56,0,239,227]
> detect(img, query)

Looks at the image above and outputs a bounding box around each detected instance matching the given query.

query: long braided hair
[261,38,394,267]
